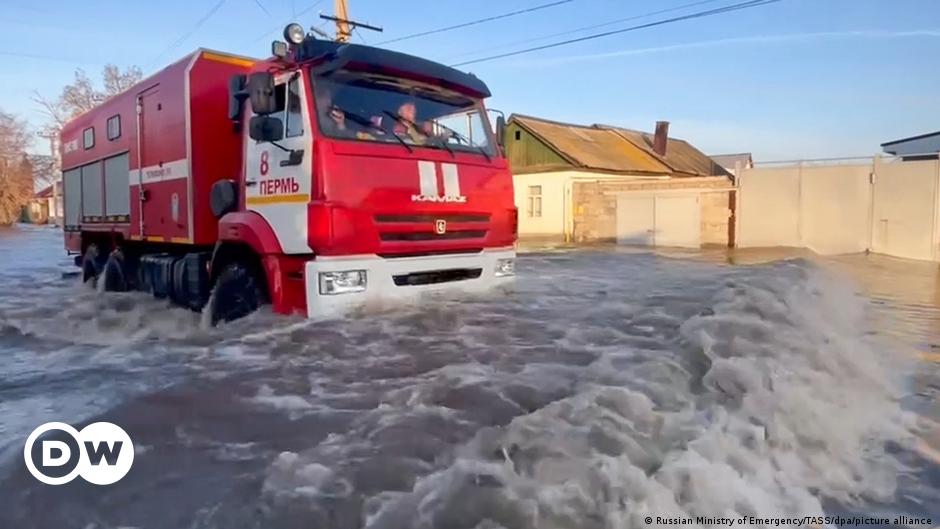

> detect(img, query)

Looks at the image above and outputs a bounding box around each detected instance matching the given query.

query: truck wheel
[101,250,129,292]
[207,263,263,325]
[81,244,105,285]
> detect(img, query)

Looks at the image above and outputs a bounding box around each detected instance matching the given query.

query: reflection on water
[0,226,938,529]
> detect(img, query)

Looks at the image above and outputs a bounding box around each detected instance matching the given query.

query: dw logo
[23,422,134,485]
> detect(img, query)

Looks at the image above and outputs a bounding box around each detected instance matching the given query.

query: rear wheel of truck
[81,244,105,285]
[207,262,263,326]
[101,250,129,292]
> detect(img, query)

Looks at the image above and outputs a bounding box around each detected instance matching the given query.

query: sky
[2,0,939,161]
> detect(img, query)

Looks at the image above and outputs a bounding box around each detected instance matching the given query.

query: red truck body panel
[60,50,255,249]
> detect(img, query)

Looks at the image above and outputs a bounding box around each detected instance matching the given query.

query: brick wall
[571,177,735,246]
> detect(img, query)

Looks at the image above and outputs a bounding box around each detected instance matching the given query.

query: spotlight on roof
[283,23,305,45]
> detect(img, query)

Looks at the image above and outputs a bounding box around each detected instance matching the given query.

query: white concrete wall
[738,164,871,254]
[800,165,872,255]
[738,159,940,260]
[736,167,802,248]
[871,158,940,261]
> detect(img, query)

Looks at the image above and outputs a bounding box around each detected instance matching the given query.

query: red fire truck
[60,25,517,324]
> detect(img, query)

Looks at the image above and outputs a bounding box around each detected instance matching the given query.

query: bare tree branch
[32,64,143,180]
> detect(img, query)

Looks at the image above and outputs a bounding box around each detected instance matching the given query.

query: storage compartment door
[104,153,130,220]
[63,168,81,228]
[80,162,103,222]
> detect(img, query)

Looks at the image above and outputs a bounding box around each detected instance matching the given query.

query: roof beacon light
[284,23,305,45]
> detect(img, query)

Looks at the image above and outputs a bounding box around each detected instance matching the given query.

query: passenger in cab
[393,101,434,144]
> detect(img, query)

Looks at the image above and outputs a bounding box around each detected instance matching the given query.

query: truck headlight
[319,270,367,295]
[494,258,515,277]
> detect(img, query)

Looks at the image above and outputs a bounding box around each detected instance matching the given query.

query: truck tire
[207,262,263,325]
[81,244,105,285]
[101,250,129,292]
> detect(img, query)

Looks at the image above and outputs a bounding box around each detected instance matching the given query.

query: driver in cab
[319,89,376,141]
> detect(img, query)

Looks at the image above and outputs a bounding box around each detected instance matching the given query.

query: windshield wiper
[436,122,491,162]
[402,114,491,162]
[335,106,412,153]
[437,123,493,162]
[432,132,456,158]
[383,110,461,158]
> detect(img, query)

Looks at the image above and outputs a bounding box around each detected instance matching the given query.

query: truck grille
[392,268,483,286]
[378,248,483,259]
[380,231,487,242]
[375,213,490,223]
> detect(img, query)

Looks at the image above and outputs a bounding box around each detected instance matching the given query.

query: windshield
[312,70,496,157]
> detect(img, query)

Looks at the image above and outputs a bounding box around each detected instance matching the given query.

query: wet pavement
[0,224,938,529]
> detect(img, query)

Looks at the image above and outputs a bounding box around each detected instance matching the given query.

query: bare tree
[33,64,143,183]
[103,64,143,96]
[0,111,33,225]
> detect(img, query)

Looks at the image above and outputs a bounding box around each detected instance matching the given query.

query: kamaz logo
[411,194,467,203]
[412,161,467,204]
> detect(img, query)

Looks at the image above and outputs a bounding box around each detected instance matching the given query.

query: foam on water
[259,260,918,529]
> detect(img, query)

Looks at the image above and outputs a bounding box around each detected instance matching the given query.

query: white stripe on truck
[418,160,437,196]
[130,158,190,185]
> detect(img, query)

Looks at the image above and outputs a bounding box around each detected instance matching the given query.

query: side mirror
[496,115,506,148]
[247,72,277,115]
[249,116,284,142]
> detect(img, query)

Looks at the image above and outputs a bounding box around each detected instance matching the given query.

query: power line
[251,0,271,17]
[375,0,575,46]
[354,27,369,44]
[150,0,227,65]
[251,0,327,43]
[451,0,781,67]
[446,0,726,61]
[0,50,97,64]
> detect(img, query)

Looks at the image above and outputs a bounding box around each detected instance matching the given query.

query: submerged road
[0,225,938,529]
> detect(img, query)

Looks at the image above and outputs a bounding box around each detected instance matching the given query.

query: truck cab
[224,36,517,319]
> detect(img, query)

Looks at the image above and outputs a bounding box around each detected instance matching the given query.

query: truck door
[244,71,313,254]
[136,86,161,237]
[136,85,188,241]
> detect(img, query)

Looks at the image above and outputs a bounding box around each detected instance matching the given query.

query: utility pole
[320,1,383,43]
[334,0,351,43]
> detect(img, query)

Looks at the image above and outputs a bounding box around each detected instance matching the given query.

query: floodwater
[0,224,938,529]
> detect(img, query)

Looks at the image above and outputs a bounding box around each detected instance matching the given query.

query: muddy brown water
[0,225,938,529]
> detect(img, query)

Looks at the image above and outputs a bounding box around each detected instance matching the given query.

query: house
[710,152,753,176]
[882,131,940,161]
[25,184,55,224]
[506,114,734,247]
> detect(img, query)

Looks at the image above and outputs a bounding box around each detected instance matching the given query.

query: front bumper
[304,247,515,318]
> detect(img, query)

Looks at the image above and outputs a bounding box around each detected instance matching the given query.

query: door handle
[279,149,305,167]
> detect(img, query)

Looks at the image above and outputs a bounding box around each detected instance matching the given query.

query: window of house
[285,76,304,138]
[527,185,542,218]
[514,130,522,141]
[107,115,121,140]
[83,127,95,149]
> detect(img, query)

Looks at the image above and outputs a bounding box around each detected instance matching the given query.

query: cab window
[285,76,304,138]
